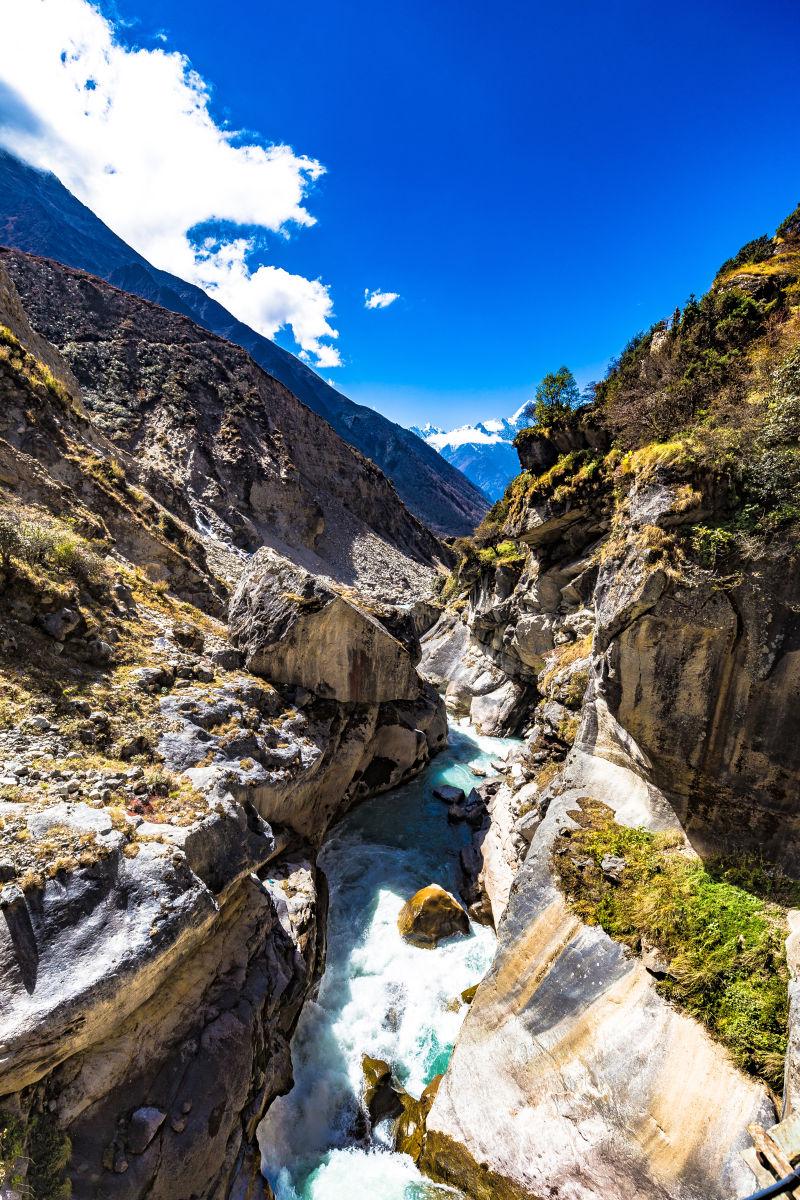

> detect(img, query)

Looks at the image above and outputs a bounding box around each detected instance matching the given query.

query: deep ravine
[257,722,521,1200]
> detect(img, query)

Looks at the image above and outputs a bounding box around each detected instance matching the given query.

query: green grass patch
[0,1110,71,1198]
[27,1113,71,1199]
[553,800,798,1090]
[0,1111,27,1191]
[477,539,525,568]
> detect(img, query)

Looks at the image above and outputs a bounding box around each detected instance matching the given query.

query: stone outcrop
[395,1075,443,1164]
[593,536,800,868]
[361,1057,406,1125]
[229,549,420,704]
[359,1056,442,1164]
[423,743,774,1200]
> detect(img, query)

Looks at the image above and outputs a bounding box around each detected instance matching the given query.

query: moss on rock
[552,799,798,1090]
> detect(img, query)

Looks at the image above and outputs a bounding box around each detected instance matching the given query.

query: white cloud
[364,288,400,310]
[0,0,341,367]
[195,238,342,367]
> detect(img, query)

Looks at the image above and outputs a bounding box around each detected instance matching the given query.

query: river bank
[258,722,521,1200]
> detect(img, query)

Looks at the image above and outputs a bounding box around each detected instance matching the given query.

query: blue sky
[5,0,800,428]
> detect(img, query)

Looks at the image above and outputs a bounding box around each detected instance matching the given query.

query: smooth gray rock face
[420,612,526,735]
[469,679,523,735]
[419,611,470,692]
[0,795,278,1096]
[229,548,420,704]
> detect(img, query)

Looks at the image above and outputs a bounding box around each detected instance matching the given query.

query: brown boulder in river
[362,1056,405,1125]
[397,885,469,947]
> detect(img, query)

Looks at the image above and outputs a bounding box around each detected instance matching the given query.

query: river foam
[258,722,520,1200]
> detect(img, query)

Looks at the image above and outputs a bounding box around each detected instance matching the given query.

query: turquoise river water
[257,721,520,1200]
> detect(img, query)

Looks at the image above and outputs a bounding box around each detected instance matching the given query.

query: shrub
[689,524,737,568]
[524,366,580,427]
[716,235,773,278]
[27,1113,71,1199]
[0,512,106,585]
[0,1111,72,1199]
[0,1111,27,1191]
[0,513,20,569]
[597,282,780,447]
[776,202,800,240]
[732,348,800,533]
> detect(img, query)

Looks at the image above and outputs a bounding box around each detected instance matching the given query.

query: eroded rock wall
[419,436,800,1199]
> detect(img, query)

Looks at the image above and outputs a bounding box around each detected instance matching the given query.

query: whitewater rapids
[258,722,520,1200]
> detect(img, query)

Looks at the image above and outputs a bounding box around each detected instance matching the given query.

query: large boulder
[229,548,420,704]
[470,679,524,735]
[397,885,469,948]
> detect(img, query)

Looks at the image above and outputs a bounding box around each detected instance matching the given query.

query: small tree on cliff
[524,366,580,427]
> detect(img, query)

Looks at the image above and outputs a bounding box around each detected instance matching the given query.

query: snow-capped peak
[408,406,533,501]
[412,408,530,454]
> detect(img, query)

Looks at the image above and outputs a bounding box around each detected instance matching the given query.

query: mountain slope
[0,149,488,536]
[415,203,800,1200]
[411,412,529,501]
[0,246,446,600]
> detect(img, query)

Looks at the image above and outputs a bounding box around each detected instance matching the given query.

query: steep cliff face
[0,259,446,1199]
[418,210,800,1198]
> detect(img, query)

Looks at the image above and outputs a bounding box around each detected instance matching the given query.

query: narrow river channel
[258,721,521,1200]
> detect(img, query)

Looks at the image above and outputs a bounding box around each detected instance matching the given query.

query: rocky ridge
[0,246,447,602]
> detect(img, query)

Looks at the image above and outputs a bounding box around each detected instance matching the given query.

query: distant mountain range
[410,408,530,502]
[0,149,488,537]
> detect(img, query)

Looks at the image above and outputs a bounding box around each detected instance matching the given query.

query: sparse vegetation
[0,324,74,411]
[593,206,800,491]
[777,202,800,240]
[688,523,738,569]
[0,1111,27,1193]
[26,1113,72,1200]
[0,1109,72,1199]
[504,449,608,530]
[716,235,774,279]
[0,509,108,587]
[538,635,593,708]
[476,539,525,569]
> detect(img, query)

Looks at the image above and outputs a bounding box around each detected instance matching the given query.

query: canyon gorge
[1,174,800,1200]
